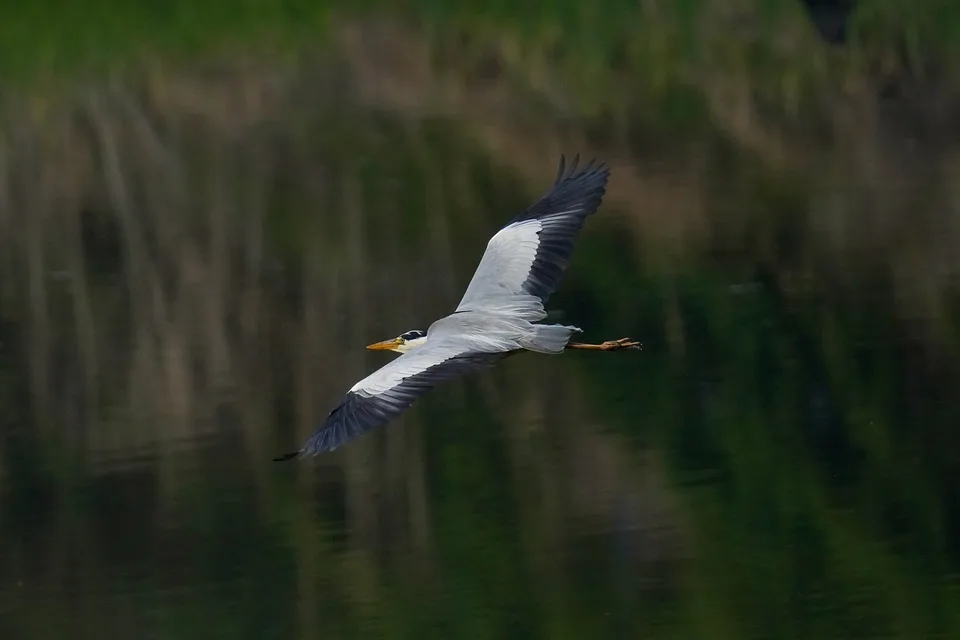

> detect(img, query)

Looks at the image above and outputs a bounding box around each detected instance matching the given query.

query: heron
[274,154,639,461]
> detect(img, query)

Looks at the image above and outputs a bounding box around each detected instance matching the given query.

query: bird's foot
[567,337,642,351]
[604,337,642,351]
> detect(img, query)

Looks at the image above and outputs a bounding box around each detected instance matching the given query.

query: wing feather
[456,154,610,313]
[274,341,498,459]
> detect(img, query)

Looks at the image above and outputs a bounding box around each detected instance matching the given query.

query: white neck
[395,335,428,353]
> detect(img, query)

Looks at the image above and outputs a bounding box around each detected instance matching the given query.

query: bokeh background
[2,1,960,638]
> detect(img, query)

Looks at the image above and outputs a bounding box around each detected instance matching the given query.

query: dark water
[1,108,959,639]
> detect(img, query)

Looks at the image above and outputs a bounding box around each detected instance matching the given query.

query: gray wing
[274,340,498,459]
[456,154,610,314]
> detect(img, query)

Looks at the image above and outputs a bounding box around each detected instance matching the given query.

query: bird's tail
[521,324,582,354]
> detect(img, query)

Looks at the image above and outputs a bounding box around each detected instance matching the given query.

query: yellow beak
[366,338,399,351]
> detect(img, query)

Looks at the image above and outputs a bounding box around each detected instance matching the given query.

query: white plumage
[457,218,543,313]
[350,340,483,396]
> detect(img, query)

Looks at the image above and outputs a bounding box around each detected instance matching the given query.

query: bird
[274,154,640,461]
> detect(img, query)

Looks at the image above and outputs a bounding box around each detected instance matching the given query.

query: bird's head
[366,329,427,353]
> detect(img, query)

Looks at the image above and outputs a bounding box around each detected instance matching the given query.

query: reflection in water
[1,77,959,640]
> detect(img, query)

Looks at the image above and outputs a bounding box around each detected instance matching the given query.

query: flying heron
[274,155,639,461]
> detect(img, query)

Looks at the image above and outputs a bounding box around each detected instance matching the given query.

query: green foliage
[0,0,332,78]
[3,0,959,86]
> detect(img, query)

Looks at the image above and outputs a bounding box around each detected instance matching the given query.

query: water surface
[2,106,959,640]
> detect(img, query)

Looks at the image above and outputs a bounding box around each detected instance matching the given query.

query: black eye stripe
[400,330,426,341]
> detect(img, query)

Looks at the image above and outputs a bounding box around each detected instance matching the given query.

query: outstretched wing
[456,154,610,314]
[274,341,498,459]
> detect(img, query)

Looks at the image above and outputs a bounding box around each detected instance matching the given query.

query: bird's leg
[566,337,641,351]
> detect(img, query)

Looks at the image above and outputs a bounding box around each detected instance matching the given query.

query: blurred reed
[1,12,958,465]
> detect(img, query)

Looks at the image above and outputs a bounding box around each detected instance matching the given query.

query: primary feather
[279,340,499,457]
[457,155,610,312]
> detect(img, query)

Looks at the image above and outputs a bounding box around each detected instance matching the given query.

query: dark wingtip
[272,451,300,462]
[556,153,608,184]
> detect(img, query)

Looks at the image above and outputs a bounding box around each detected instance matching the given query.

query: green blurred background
[2,1,960,638]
